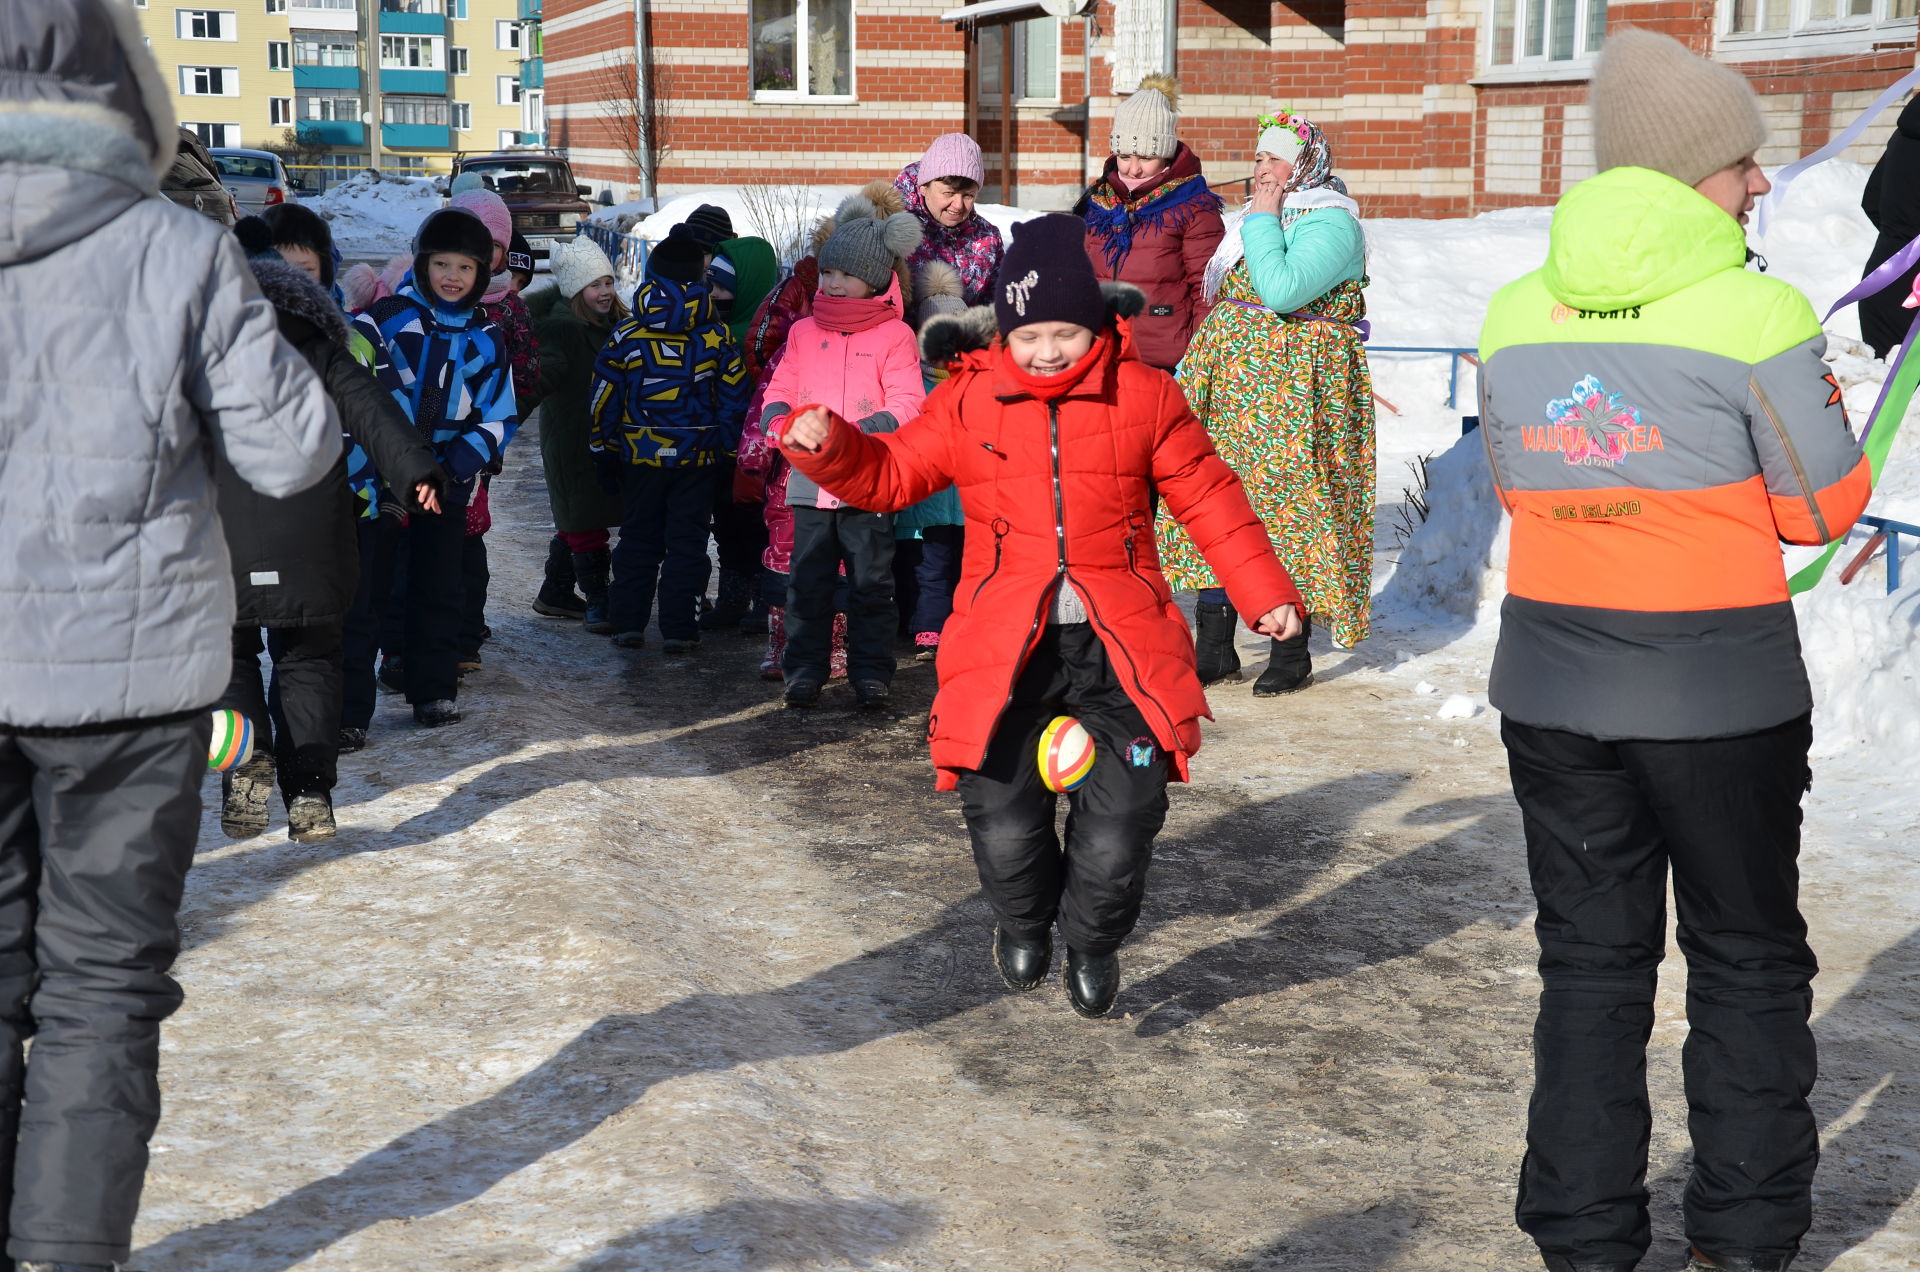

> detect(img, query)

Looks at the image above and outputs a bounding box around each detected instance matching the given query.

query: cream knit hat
[551,235,615,299]
[1111,74,1180,160]
[1591,28,1768,187]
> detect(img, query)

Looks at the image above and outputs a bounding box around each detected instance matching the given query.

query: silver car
[208,148,298,218]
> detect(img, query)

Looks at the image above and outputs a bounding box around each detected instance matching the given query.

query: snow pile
[308,171,441,255]
[1375,432,1509,633]
[1365,207,1553,349]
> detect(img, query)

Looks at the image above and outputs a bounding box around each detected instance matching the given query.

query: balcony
[383,121,452,150]
[380,68,448,95]
[520,60,542,89]
[378,7,446,35]
[292,65,360,91]
[517,0,542,16]
[297,119,366,147]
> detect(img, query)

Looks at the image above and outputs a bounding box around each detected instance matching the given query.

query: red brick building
[544,0,1919,217]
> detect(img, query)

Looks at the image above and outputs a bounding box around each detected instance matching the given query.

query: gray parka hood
[0,0,180,263]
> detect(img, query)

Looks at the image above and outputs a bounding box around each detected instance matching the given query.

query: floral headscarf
[1202,108,1359,303]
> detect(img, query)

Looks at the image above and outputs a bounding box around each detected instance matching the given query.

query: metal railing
[1370,345,1480,410]
[1839,514,1920,594]
[579,220,650,279]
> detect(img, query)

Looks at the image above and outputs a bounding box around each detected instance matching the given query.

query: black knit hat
[506,231,534,276]
[260,202,337,288]
[683,203,735,250]
[993,213,1108,336]
[412,208,495,309]
[648,224,707,285]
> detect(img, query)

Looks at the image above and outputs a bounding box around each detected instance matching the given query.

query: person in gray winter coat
[0,5,337,1269]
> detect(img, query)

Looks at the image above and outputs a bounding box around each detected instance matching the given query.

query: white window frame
[449,46,469,74]
[378,34,445,70]
[751,0,858,104]
[269,96,293,125]
[522,87,545,137]
[1480,0,1606,75]
[265,0,287,12]
[497,74,521,105]
[183,122,242,147]
[294,34,358,66]
[179,65,240,96]
[298,90,362,121]
[452,100,472,131]
[498,128,521,149]
[496,19,521,50]
[447,0,467,17]
[1717,0,1918,57]
[980,17,1062,106]
[176,8,238,39]
[268,40,291,69]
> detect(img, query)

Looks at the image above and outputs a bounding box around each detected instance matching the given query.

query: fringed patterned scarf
[1081,144,1224,273]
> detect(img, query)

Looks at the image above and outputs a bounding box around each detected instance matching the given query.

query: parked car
[448,149,592,262]
[161,127,237,226]
[209,148,298,218]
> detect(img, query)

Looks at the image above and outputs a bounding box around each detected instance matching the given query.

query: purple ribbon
[1758,64,1920,239]
[1823,232,1920,324]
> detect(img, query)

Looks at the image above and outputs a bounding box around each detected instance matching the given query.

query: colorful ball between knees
[207,709,254,772]
[1037,715,1097,793]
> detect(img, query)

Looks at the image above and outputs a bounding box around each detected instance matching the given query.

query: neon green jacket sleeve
[1242,208,1365,314]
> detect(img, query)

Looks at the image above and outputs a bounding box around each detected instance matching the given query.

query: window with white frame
[380,0,444,13]
[177,9,237,39]
[1486,0,1606,67]
[523,87,545,136]
[449,46,469,74]
[383,96,450,126]
[270,97,293,125]
[179,65,239,95]
[290,0,353,8]
[452,101,472,131]
[297,89,361,120]
[498,74,521,105]
[447,0,467,17]
[498,128,520,148]
[980,17,1061,103]
[266,0,287,11]
[294,34,357,66]
[751,0,854,98]
[183,122,241,147]
[496,19,521,50]
[268,40,290,69]
[379,35,444,69]
[1725,0,1914,35]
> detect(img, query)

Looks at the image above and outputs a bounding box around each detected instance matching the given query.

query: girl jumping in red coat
[780,214,1301,1018]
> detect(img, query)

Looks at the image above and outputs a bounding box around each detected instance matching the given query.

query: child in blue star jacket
[352,209,519,725]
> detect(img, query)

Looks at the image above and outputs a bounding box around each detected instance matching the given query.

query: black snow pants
[785,505,896,685]
[958,623,1170,956]
[341,519,395,732]
[0,717,206,1266]
[1503,714,1819,1268]
[222,623,344,798]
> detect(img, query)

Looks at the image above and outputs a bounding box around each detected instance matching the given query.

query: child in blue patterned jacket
[351,208,519,727]
[589,224,752,653]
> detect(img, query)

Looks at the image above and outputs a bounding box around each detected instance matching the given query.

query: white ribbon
[1757,63,1920,239]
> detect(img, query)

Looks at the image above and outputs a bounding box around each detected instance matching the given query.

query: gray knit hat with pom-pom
[818,192,923,293]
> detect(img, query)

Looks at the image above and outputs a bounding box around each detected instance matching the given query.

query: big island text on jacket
[1478,165,1869,741]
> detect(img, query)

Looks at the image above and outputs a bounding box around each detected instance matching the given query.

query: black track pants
[958,624,1170,956]
[1503,714,1818,1267]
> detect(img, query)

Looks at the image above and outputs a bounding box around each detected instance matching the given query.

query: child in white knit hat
[526,235,628,633]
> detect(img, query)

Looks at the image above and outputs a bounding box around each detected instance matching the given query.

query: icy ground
[138,168,1920,1269]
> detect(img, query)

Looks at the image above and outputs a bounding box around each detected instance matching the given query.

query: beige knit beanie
[1591,28,1767,187]
[1111,74,1180,160]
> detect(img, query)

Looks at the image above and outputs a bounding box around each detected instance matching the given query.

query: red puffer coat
[782,327,1300,790]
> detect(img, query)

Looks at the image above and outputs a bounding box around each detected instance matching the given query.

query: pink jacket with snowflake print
[760,287,925,510]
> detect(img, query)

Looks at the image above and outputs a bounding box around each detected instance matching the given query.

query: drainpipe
[634,0,654,201]
[363,0,384,171]
[1080,12,1092,192]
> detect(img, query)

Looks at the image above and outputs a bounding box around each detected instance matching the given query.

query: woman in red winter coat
[780,215,1300,1019]
[1076,76,1225,371]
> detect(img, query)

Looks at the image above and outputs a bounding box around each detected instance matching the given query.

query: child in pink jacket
[761,193,925,709]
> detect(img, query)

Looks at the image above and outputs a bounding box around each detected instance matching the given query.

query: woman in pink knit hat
[892,132,1004,309]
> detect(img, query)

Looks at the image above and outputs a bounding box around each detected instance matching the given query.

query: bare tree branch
[585,53,674,197]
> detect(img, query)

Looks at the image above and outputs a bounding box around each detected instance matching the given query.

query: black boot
[702,568,753,630]
[1065,947,1120,1018]
[572,549,614,635]
[1252,614,1313,696]
[1540,1255,1640,1272]
[534,535,588,619]
[992,925,1052,991]
[1193,601,1240,686]
[1686,1251,1792,1272]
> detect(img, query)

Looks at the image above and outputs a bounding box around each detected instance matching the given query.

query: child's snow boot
[993,925,1052,991]
[829,612,849,680]
[1065,947,1120,1018]
[1684,1251,1791,1272]
[534,535,588,619]
[572,549,614,635]
[1193,601,1240,685]
[702,568,753,630]
[760,606,787,680]
[286,792,337,843]
[914,631,940,662]
[221,750,276,839]
[1252,614,1313,696]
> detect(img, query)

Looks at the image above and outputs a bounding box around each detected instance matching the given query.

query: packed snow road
[130,426,1920,1270]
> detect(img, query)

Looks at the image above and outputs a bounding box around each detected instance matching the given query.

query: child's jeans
[957,623,1170,956]
[611,465,716,640]
[785,505,895,684]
